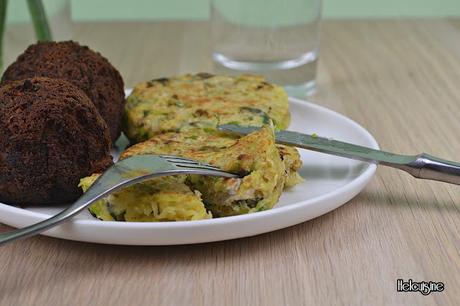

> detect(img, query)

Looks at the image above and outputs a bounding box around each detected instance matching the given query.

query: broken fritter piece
[80,126,302,221]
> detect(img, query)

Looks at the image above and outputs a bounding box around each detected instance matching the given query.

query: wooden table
[2,19,460,305]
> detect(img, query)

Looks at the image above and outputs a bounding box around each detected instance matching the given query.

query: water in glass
[211,0,321,96]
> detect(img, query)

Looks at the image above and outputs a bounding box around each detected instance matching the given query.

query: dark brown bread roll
[2,41,125,142]
[0,77,113,205]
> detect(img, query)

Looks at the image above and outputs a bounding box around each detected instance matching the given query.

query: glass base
[212,52,317,71]
[212,51,318,97]
[284,80,316,97]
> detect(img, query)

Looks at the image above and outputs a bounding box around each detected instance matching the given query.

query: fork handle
[0,192,98,246]
[395,153,460,185]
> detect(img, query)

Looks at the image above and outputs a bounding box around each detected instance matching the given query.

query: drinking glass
[211,0,322,96]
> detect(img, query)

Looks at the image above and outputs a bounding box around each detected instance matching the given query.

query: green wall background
[9,0,460,22]
[72,0,460,20]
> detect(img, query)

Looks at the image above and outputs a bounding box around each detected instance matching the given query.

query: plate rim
[0,97,378,231]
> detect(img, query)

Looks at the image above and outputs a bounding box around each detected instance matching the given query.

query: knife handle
[397,153,460,185]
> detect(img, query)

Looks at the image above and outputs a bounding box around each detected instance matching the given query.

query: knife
[218,124,460,185]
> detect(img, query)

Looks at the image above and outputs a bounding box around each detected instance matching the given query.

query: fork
[0,155,238,246]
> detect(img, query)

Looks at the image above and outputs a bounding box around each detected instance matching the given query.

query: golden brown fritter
[123,73,290,143]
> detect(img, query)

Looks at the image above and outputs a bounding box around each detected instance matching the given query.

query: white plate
[0,97,378,245]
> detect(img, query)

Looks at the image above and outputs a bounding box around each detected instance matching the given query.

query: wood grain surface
[2,19,460,306]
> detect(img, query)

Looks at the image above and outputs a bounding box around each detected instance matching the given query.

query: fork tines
[159,155,222,171]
